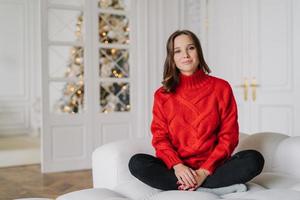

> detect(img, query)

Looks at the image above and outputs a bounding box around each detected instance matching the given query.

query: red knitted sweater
[151,69,239,174]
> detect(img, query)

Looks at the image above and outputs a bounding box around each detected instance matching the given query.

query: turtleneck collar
[176,69,210,92]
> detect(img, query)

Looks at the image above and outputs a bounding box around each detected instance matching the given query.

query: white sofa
[57,132,300,200]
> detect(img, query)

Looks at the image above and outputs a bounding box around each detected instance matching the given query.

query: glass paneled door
[94,0,138,147]
[41,0,137,172]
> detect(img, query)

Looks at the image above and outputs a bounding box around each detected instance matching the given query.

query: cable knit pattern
[151,69,239,174]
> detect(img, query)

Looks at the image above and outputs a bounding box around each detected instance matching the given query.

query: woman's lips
[181,60,192,65]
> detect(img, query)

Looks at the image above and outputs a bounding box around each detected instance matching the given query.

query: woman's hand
[178,168,210,191]
[173,163,197,188]
[192,168,210,190]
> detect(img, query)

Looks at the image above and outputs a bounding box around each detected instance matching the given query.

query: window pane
[50,81,84,114]
[49,46,84,78]
[99,48,129,78]
[99,13,129,44]
[49,0,84,7]
[100,82,130,113]
[48,9,84,42]
[98,0,129,10]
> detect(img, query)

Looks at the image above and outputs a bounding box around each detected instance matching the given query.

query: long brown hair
[162,30,211,92]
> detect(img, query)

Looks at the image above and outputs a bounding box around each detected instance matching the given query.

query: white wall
[30,0,41,136]
[139,0,204,137]
[0,0,41,136]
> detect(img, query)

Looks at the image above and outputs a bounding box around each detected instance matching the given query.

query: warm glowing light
[63,106,71,112]
[69,87,75,92]
[75,57,82,64]
[111,48,116,54]
[75,31,81,37]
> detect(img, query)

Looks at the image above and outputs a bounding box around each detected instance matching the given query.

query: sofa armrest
[236,132,289,172]
[92,138,154,189]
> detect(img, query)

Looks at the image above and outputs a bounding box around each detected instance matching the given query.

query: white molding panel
[0,0,39,136]
[207,0,245,85]
[0,1,27,100]
[0,106,30,134]
[52,126,86,160]
[258,105,294,136]
[255,0,293,91]
[101,123,131,144]
[236,102,250,134]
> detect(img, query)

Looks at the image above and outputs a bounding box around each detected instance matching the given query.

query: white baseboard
[0,135,40,168]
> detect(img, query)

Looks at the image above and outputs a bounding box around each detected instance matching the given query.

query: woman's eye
[189,46,195,50]
[174,50,180,54]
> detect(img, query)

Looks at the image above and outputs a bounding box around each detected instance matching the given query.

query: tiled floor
[0,164,92,200]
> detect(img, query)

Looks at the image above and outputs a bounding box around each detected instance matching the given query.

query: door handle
[236,78,249,101]
[250,77,260,101]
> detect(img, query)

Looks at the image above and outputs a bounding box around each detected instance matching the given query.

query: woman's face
[173,34,199,76]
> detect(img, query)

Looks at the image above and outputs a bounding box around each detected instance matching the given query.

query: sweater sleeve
[151,90,182,169]
[200,82,239,174]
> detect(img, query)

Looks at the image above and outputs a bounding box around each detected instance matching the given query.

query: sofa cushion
[148,190,219,200]
[92,138,154,189]
[235,132,288,172]
[240,189,300,200]
[15,199,53,200]
[113,179,266,200]
[272,137,300,178]
[114,179,161,200]
[222,189,300,200]
[56,188,129,200]
[251,172,300,190]
[291,183,300,192]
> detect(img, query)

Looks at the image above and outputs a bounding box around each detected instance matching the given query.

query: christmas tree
[55,14,84,114]
[55,0,130,114]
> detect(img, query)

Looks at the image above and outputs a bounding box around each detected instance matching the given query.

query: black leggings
[128,150,264,190]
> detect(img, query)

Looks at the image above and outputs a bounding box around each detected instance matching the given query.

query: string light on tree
[55,1,131,114]
[55,13,84,114]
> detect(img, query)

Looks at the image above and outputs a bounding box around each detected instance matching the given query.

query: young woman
[128,30,264,194]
